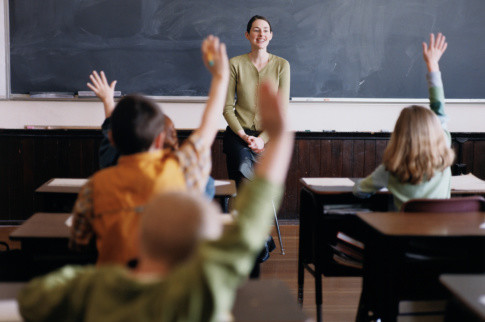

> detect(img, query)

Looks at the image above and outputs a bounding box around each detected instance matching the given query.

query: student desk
[10,212,234,250]
[0,280,308,322]
[440,274,485,322]
[298,174,485,322]
[10,213,72,251]
[9,212,234,281]
[9,213,97,276]
[356,212,485,321]
[34,178,237,213]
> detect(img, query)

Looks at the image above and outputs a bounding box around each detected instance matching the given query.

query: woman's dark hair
[111,94,165,155]
[246,15,272,33]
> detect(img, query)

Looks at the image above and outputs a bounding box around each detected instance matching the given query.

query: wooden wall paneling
[319,140,332,176]
[375,139,388,166]
[210,138,228,180]
[363,140,376,176]
[281,142,300,219]
[2,130,485,221]
[472,141,485,180]
[79,138,101,177]
[19,137,36,219]
[341,140,354,177]
[1,137,20,221]
[64,138,85,177]
[352,140,365,178]
[33,136,60,191]
[460,140,475,176]
[329,140,343,177]
[291,138,322,219]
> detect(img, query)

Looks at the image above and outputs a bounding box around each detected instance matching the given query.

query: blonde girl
[353,33,454,210]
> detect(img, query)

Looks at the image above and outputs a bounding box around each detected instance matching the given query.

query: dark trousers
[222,127,260,188]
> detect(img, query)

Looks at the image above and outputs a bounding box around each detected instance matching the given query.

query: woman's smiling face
[245,19,273,50]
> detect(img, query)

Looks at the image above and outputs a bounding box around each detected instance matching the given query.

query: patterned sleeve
[174,133,212,193]
[69,178,95,251]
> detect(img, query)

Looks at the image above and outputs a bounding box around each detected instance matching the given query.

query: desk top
[0,280,308,322]
[301,174,485,195]
[357,212,485,237]
[214,179,237,197]
[36,178,237,197]
[36,178,87,194]
[10,212,234,241]
[10,213,71,240]
[440,274,485,320]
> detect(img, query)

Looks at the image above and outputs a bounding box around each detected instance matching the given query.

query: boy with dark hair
[18,79,294,322]
[110,94,166,155]
[70,35,228,265]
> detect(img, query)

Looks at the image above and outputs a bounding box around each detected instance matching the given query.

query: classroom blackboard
[9,0,485,98]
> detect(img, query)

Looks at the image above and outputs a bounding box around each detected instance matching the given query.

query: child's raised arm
[423,33,448,126]
[255,81,294,184]
[193,35,229,144]
[422,33,447,73]
[87,71,117,118]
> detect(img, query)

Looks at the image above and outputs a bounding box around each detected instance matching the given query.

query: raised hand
[87,71,117,117]
[201,35,229,79]
[254,80,293,184]
[422,33,448,72]
[258,81,288,138]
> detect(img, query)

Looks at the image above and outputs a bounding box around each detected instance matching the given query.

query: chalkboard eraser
[30,92,75,98]
[78,91,122,98]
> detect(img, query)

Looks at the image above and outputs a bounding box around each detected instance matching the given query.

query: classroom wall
[1,2,484,132]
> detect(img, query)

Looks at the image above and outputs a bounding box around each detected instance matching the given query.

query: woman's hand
[201,35,229,80]
[87,71,117,117]
[248,136,265,153]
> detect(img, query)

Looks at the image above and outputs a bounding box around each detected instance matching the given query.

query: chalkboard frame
[6,0,485,101]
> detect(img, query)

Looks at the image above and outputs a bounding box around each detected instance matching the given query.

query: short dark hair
[111,95,165,155]
[246,15,272,33]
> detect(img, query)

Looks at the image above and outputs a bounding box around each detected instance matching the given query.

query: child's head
[139,191,222,267]
[111,95,165,155]
[383,105,454,184]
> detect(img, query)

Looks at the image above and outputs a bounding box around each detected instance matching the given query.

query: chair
[358,196,485,321]
[272,200,285,255]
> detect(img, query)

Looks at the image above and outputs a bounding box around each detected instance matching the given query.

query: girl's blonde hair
[383,105,454,184]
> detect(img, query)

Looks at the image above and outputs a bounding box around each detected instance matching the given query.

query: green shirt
[18,177,283,322]
[223,53,290,143]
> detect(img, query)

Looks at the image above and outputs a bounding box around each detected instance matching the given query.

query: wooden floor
[262,224,362,321]
[1,224,361,322]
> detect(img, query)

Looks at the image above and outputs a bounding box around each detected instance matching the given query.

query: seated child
[70,35,229,265]
[95,73,216,199]
[353,33,454,210]
[18,80,294,322]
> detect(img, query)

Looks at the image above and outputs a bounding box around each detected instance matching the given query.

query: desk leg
[223,197,230,213]
[297,217,305,305]
[298,189,313,305]
[315,271,322,322]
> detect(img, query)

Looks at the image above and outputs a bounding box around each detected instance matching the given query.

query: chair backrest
[402,196,485,212]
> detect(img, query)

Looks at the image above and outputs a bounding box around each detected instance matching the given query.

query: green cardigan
[18,177,283,322]
[224,53,290,143]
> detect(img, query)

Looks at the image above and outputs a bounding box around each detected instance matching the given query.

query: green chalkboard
[9,0,485,98]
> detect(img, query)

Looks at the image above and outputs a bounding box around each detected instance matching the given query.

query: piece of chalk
[207,52,214,66]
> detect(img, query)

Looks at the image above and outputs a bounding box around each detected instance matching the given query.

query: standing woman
[223,15,290,187]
